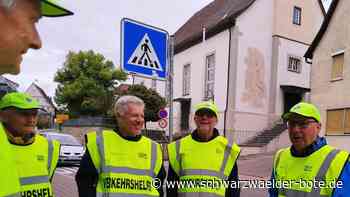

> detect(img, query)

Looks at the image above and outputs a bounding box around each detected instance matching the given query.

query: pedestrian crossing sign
[121,18,168,80]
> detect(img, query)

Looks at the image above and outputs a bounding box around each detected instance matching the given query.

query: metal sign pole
[168,35,174,142]
[131,73,136,85]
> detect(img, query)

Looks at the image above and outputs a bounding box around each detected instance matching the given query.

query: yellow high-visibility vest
[87,130,163,197]
[13,134,60,197]
[274,145,349,197]
[168,134,241,197]
[0,123,21,197]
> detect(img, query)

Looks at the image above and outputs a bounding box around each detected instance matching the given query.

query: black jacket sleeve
[166,163,179,197]
[156,163,166,197]
[75,149,98,197]
[225,162,240,197]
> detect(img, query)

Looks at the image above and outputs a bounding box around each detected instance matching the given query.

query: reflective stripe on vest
[96,131,158,177]
[0,123,21,197]
[20,175,50,185]
[169,135,240,197]
[4,194,21,197]
[278,149,339,197]
[13,135,59,197]
[275,146,349,197]
[176,136,236,180]
[18,138,54,185]
[89,130,162,196]
[48,138,54,174]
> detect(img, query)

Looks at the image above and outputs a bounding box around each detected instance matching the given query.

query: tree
[54,50,127,117]
[116,84,167,123]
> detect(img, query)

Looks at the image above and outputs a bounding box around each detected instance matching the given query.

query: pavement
[238,152,274,179]
[53,167,79,197]
[238,152,275,197]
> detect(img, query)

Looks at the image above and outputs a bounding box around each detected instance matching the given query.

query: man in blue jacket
[269,102,350,197]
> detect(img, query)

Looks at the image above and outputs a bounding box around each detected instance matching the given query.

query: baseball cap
[194,101,219,118]
[0,92,40,110]
[282,102,321,123]
[41,0,74,17]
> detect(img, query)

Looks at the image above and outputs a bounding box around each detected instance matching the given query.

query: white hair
[114,95,144,116]
[0,0,15,9]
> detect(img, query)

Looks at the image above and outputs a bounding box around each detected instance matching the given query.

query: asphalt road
[53,167,79,197]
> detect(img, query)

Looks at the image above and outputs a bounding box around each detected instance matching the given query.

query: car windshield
[49,134,81,146]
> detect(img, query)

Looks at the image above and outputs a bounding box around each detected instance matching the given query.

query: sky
[5,0,331,98]
[5,0,213,97]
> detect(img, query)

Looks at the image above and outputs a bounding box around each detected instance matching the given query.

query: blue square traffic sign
[121,18,169,80]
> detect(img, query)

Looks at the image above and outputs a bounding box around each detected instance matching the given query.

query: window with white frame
[288,56,302,73]
[151,79,157,90]
[204,53,215,100]
[331,52,344,80]
[183,64,191,96]
[293,6,302,25]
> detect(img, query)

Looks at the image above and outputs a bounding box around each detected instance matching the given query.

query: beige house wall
[273,0,323,44]
[310,0,350,149]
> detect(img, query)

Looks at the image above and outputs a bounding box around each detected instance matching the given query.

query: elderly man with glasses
[0,92,60,197]
[269,102,350,197]
[167,101,241,197]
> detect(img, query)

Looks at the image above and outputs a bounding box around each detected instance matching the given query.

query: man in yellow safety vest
[269,102,350,197]
[0,92,60,196]
[167,101,241,197]
[76,95,166,197]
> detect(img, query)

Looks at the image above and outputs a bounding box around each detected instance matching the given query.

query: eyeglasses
[13,109,38,117]
[195,110,216,118]
[287,120,317,129]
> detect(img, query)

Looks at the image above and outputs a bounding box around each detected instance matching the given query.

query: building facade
[173,0,324,141]
[305,0,350,151]
[25,82,56,128]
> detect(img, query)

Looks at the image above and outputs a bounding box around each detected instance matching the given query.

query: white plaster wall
[173,30,230,134]
[233,0,273,130]
[275,39,311,115]
[278,40,310,88]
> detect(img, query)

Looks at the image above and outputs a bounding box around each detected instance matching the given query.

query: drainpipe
[202,26,206,42]
[224,28,232,137]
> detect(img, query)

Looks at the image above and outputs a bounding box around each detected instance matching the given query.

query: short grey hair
[114,95,144,116]
[0,0,15,9]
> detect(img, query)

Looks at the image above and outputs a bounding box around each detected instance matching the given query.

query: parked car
[39,131,84,166]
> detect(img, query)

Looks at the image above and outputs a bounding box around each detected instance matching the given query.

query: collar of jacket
[113,128,142,142]
[4,126,35,145]
[290,136,327,157]
[191,128,220,142]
